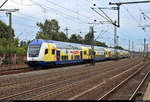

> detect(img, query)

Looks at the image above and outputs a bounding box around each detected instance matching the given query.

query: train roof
[29,39,129,52]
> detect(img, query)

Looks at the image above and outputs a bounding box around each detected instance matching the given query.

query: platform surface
[143,82,150,100]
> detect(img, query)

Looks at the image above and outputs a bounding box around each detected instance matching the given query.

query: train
[27,39,129,68]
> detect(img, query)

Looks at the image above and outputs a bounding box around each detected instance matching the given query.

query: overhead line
[13,14,38,22]
[30,0,88,24]
[116,0,142,25]
[9,0,36,6]
[17,12,40,21]
[0,0,8,8]
[45,0,91,20]
[84,0,90,3]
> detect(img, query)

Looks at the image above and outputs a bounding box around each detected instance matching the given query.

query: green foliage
[0,20,15,39]
[84,32,107,47]
[13,38,19,47]
[0,19,126,55]
[0,20,22,54]
[57,32,68,41]
[84,32,93,45]
[115,46,124,50]
[36,19,60,40]
[69,34,84,44]
[93,41,108,47]
[0,38,9,54]
[0,45,8,54]
[12,47,27,54]
[35,19,110,48]
[20,40,27,47]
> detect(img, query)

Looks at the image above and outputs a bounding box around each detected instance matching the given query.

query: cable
[9,0,36,6]
[13,18,37,28]
[13,14,38,22]
[45,0,91,20]
[116,0,141,25]
[0,0,8,8]
[84,0,90,3]
[30,0,88,24]
[17,12,40,21]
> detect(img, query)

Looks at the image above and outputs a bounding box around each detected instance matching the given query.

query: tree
[58,32,68,41]
[93,41,108,47]
[13,38,19,47]
[83,32,107,47]
[69,34,84,44]
[36,19,60,40]
[20,40,27,47]
[84,32,94,45]
[115,46,124,50]
[69,34,78,43]
[76,35,84,44]
[0,20,15,39]
[0,20,15,54]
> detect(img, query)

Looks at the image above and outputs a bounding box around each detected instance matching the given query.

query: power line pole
[64,27,70,38]
[114,20,117,57]
[109,0,150,27]
[128,40,131,58]
[109,1,150,5]
[132,41,134,58]
[144,38,146,57]
[0,9,19,64]
[90,26,95,65]
[8,12,12,64]
[146,43,149,58]
[128,40,130,51]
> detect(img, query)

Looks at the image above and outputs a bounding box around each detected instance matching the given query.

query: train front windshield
[29,45,41,57]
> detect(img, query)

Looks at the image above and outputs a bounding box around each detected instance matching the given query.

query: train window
[45,49,48,55]
[52,49,55,55]
[61,56,64,61]
[84,51,86,55]
[77,55,79,60]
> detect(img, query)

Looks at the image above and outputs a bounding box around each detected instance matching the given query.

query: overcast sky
[0,0,150,51]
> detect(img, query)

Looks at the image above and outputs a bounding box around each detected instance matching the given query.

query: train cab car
[27,39,84,68]
[27,39,50,67]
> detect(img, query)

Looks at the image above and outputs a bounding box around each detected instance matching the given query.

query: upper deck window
[29,45,40,57]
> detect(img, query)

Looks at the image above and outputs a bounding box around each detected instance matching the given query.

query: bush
[0,45,8,54]
[12,47,27,54]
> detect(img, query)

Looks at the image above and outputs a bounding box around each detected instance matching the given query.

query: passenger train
[27,39,129,68]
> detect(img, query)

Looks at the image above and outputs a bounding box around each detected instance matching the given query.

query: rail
[98,63,148,100]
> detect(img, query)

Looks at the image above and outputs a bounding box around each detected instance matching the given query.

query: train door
[80,51,82,60]
[57,50,60,62]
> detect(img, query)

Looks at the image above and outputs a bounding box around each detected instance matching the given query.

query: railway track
[30,60,145,100]
[0,57,143,100]
[0,57,130,77]
[97,62,150,100]
[0,57,136,88]
[66,62,147,100]
[0,67,31,76]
